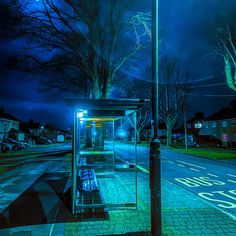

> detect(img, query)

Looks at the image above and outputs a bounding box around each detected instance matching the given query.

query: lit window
[195,123,202,128]
[211,122,216,128]
[222,121,227,128]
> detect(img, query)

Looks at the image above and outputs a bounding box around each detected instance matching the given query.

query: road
[0,141,235,229]
[0,143,72,228]
[112,142,236,218]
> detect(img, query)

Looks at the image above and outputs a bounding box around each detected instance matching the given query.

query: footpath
[0,169,236,236]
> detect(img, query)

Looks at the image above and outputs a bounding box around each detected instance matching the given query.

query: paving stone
[0,170,236,235]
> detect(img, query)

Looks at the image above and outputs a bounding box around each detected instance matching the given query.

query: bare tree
[159,56,189,147]
[4,0,150,98]
[113,66,152,143]
[216,26,236,91]
[127,106,151,143]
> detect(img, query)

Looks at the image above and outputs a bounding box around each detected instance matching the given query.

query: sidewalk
[0,170,236,236]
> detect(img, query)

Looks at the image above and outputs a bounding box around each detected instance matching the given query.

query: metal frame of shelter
[66,98,148,214]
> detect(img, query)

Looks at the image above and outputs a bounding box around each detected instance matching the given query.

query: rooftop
[207,107,236,121]
[0,109,21,123]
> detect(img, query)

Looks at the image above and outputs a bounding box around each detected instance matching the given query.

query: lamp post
[184,109,188,150]
[150,0,162,235]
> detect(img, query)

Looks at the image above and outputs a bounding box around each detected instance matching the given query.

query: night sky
[0,0,236,128]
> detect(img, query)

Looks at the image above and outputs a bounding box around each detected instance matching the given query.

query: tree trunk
[93,79,101,99]
[94,124,104,151]
[166,124,172,147]
[104,78,112,99]
[84,127,93,149]
[137,131,141,143]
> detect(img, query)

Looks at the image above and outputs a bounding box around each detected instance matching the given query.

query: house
[20,119,42,137]
[186,112,205,135]
[200,100,236,147]
[0,108,21,140]
[44,124,62,140]
[168,113,205,145]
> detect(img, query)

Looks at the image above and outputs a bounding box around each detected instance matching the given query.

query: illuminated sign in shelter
[65,98,148,215]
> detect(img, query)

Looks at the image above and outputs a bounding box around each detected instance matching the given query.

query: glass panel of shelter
[72,109,138,214]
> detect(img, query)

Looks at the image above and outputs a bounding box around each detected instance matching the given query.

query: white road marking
[176,160,206,169]
[198,191,236,209]
[168,161,174,164]
[190,168,200,172]
[227,174,236,178]
[207,173,219,178]
[138,150,149,154]
[177,164,185,168]
[175,177,226,188]
[162,160,169,163]
[227,180,236,184]
[137,165,149,174]
[49,224,55,236]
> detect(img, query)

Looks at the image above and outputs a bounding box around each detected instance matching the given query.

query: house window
[194,123,202,128]
[187,124,191,129]
[204,122,208,128]
[222,120,227,128]
[232,121,236,127]
[211,122,216,128]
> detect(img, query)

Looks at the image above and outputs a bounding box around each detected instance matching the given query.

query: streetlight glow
[77,110,88,118]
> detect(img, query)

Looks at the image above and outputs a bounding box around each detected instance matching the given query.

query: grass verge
[0,167,7,174]
[171,148,236,160]
[0,142,70,158]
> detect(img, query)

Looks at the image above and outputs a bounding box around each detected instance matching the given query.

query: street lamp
[150,0,162,235]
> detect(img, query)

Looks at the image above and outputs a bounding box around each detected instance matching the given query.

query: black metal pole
[150,0,162,235]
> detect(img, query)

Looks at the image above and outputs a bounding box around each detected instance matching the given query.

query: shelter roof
[65,98,149,118]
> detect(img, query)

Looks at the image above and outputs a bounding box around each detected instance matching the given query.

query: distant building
[20,119,42,137]
[140,123,166,142]
[44,124,61,140]
[0,108,21,140]
[200,101,236,147]
[20,120,61,140]
[186,112,205,135]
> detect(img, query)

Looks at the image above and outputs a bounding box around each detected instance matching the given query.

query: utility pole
[184,110,188,150]
[150,0,162,235]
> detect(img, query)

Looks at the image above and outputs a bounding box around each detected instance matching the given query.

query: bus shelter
[66,98,147,215]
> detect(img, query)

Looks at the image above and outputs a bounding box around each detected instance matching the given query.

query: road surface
[112,142,236,218]
[0,141,235,229]
[0,143,72,228]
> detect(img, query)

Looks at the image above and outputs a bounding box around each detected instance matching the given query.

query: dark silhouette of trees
[3,0,150,98]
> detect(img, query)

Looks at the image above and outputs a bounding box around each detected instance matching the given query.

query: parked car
[7,138,27,149]
[33,136,52,145]
[193,135,222,148]
[0,141,12,153]
[65,134,72,140]
[40,137,52,144]
[2,138,23,150]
